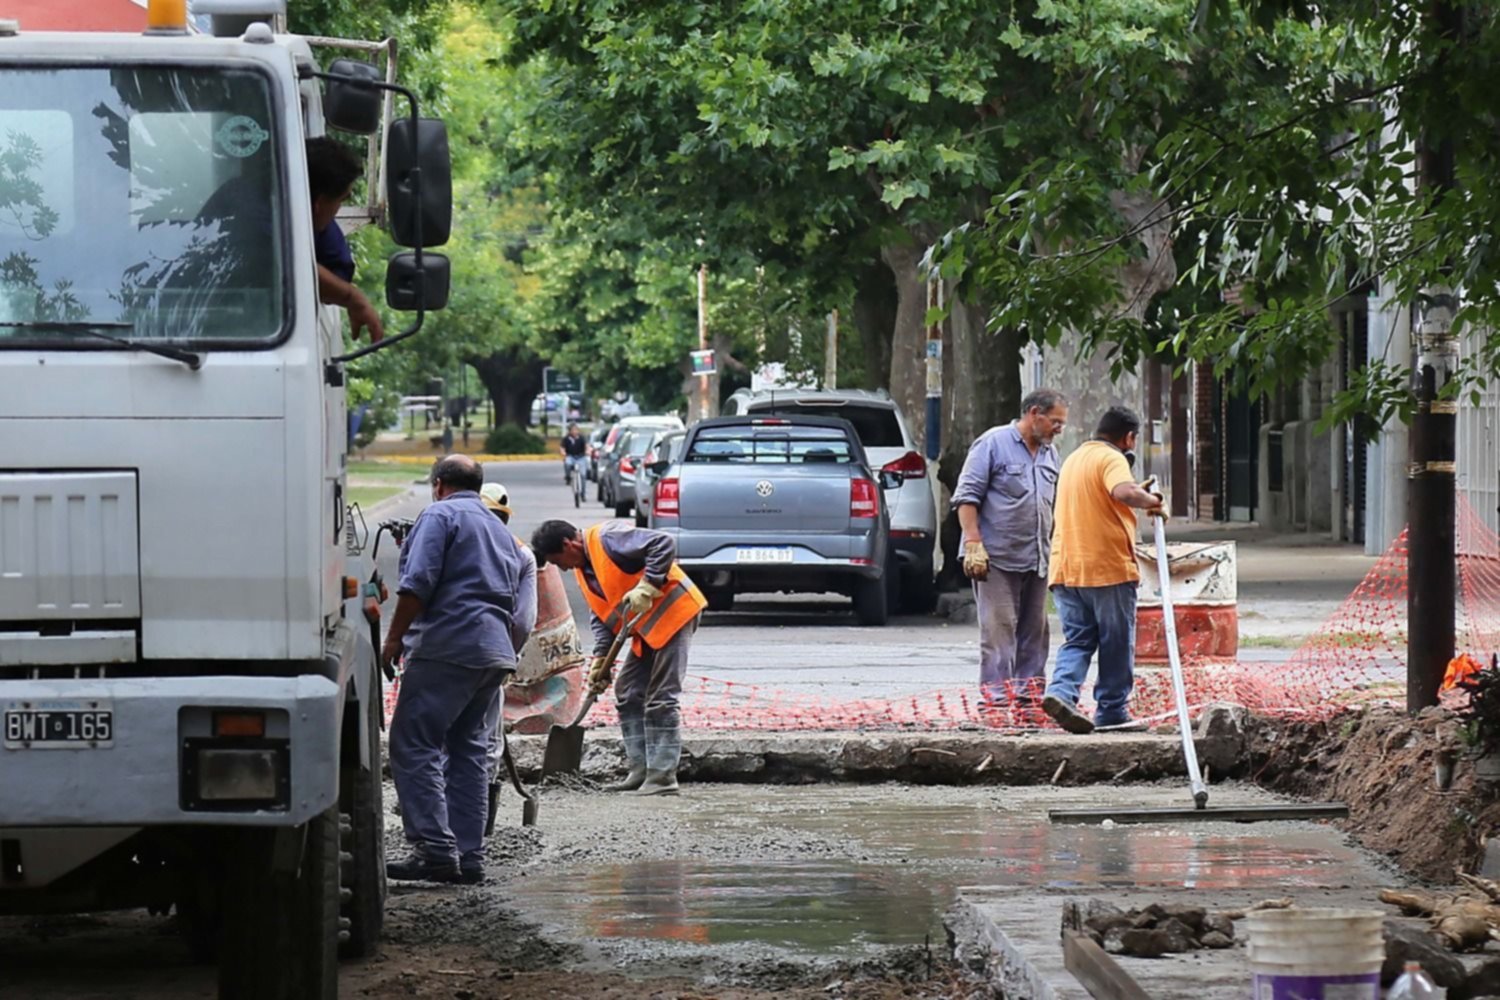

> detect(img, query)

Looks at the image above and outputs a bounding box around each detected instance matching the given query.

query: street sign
[690,349,716,376]
[543,367,583,394]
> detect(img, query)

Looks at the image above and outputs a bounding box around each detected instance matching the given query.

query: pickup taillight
[656,478,680,516]
[850,478,878,518]
[881,450,927,480]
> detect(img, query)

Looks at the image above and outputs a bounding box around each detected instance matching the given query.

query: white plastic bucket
[1246,907,1385,1000]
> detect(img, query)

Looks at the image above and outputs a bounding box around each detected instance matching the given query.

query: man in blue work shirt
[951,389,1068,713]
[382,455,537,884]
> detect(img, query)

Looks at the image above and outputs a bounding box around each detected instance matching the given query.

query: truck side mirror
[878,470,903,491]
[386,252,450,311]
[323,59,383,135]
[386,118,452,248]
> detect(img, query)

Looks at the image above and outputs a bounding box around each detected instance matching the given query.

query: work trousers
[1045,582,1137,726]
[615,616,697,772]
[974,568,1049,703]
[389,657,506,867]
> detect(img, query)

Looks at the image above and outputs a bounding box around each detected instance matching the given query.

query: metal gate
[1457,336,1499,552]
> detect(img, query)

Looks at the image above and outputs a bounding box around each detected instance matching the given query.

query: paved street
[364,458,1375,711]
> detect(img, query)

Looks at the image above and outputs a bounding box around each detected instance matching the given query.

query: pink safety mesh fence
[386,501,1500,733]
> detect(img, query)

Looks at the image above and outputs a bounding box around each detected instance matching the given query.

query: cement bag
[505,562,587,734]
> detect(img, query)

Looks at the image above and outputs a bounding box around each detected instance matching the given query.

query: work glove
[587,654,614,697]
[1149,506,1171,523]
[962,541,990,582]
[622,580,663,616]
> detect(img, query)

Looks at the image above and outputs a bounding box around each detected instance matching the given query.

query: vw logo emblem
[755,480,775,498]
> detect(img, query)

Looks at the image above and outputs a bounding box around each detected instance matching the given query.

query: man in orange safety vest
[532,519,706,795]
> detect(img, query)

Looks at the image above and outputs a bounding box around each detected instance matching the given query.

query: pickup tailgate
[676,463,851,534]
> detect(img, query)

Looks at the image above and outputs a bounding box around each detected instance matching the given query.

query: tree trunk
[935,296,1022,591]
[468,349,543,429]
[882,238,931,449]
[851,256,896,391]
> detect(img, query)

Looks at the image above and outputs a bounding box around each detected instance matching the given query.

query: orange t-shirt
[1047,441,1141,588]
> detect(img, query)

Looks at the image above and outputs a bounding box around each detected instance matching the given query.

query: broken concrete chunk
[1118,928,1172,958]
[1202,913,1236,939]
[1103,926,1130,955]
[1197,703,1249,740]
[1200,932,1235,949]
[1382,918,1467,990]
[1160,905,1207,931]
[1156,918,1200,953]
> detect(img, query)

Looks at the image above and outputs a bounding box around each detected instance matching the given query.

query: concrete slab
[950,885,1400,1000]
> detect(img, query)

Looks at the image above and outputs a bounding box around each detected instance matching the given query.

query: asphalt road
[370,458,983,703]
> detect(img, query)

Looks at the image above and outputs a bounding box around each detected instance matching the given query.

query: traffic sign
[543,367,583,393]
[690,349,716,376]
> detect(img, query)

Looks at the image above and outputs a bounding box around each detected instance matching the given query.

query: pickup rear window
[747,403,903,448]
[686,426,857,465]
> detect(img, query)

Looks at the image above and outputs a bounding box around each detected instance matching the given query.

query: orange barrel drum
[1134,540,1238,662]
[505,562,587,734]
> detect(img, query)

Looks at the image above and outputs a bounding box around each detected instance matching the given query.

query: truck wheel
[340,680,386,959]
[217,807,340,1000]
[853,568,890,627]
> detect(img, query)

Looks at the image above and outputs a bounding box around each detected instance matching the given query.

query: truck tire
[340,678,386,959]
[217,807,340,1000]
[853,568,889,627]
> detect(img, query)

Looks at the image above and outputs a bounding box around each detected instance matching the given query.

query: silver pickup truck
[651,416,898,625]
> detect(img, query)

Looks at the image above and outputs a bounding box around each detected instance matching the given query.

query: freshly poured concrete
[492,781,1401,976]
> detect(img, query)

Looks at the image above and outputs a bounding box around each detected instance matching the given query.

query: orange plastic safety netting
[385,501,1500,733]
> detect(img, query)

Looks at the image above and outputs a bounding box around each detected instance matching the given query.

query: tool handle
[566,606,645,729]
[1154,516,1209,809]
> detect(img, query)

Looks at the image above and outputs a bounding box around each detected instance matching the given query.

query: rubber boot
[636,709,682,796]
[635,768,679,796]
[606,764,647,792]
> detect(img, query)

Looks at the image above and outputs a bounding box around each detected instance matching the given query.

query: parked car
[600,428,658,517]
[635,428,687,526]
[529,391,585,427]
[724,388,937,612]
[652,415,898,626]
[586,425,611,482]
[596,414,685,501]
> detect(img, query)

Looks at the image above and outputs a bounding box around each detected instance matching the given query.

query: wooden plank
[1062,930,1153,1000]
[1048,803,1349,826]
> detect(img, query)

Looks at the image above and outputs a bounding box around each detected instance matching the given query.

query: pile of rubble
[1064,899,1258,958]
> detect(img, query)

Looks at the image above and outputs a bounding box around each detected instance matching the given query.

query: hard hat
[479,482,511,521]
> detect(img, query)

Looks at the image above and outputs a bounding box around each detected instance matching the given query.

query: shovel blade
[521,797,539,827]
[541,723,586,777]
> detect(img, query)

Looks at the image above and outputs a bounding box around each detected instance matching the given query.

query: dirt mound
[1248,705,1500,882]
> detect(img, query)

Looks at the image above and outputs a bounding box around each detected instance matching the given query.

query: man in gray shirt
[381,455,537,884]
[951,389,1068,710]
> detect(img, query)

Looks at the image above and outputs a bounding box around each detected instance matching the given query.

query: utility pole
[1408,1,1461,711]
[824,310,838,389]
[697,264,710,421]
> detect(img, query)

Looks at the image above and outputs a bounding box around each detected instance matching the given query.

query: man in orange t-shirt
[1042,407,1166,734]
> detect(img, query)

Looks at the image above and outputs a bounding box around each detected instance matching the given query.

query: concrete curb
[946,895,1082,1000]
[509,727,1248,785]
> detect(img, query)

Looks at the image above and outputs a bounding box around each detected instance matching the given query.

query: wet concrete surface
[0,780,1400,997]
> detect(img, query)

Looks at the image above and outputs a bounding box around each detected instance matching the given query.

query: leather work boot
[606,764,648,792]
[635,769,680,796]
[1042,694,1096,735]
[386,854,460,883]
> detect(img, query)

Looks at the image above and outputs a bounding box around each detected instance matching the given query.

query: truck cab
[0,3,450,997]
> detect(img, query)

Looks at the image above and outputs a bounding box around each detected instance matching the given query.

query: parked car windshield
[748,403,903,448]
[0,65,286,347]
[687,426,857,465]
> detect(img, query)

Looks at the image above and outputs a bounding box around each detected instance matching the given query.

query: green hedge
[484,424,550,455]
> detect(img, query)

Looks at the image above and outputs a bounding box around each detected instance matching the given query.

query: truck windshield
[0,65,285,347]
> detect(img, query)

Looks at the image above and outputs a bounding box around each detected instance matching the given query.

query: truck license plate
[4,701,114,749]
[736,548,794,564]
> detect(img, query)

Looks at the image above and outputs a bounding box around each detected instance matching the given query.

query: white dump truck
[0,2,451,996]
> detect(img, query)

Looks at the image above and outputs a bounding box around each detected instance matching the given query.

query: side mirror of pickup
[323,59,384,135]
[387,118,452,248]
[878,470,903,492]
[386,252,450,311]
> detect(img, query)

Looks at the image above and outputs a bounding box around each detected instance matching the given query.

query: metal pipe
[1153,515,1208,809]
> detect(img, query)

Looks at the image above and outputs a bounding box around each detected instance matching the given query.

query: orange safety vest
[575,524,706,654]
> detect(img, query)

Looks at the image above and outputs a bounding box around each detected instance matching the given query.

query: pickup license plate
[4,701,114,749]
[736,548,794,564]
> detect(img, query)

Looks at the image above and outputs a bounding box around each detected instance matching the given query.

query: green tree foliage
[957,0,1500,425]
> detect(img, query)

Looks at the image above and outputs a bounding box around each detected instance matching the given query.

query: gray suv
[651,415,897,625]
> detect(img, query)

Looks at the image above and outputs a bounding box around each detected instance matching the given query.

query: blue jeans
[1046,583,1137,726]
[564,455,588,481]
[389,658,505,866]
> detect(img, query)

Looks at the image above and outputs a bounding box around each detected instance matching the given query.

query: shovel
[485,722,538,829]
[541,609,641,778]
